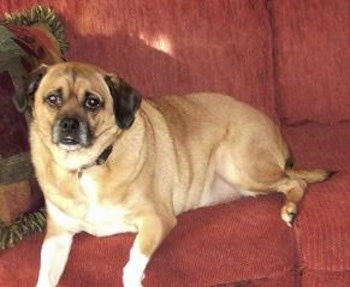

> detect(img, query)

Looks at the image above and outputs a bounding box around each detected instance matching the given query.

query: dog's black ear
[27,64,48,110]
[104,75,142,129]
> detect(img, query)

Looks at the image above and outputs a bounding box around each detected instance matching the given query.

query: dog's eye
[84,93,101,110]
[45,90,62,107]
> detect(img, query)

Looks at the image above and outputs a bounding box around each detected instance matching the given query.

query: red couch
[1,1,349,286]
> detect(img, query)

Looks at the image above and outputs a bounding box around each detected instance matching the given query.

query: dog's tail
[285,168,335,184]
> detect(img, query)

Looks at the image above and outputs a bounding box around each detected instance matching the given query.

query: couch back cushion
[273,0,350,125]
[1,0,277,119]
[69,0,277,118]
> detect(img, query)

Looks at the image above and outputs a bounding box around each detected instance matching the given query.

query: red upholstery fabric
[283,123,350,286]
[0,0,277,119]
[272,0,350,124]
[1,195,298,286]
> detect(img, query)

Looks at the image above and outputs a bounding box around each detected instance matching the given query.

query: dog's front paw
[122,273,144,287]
[122,245,150,287]
[122,264,144,287]
[36,281,55,287]
[123,280,143,287]
[281,202,298,227]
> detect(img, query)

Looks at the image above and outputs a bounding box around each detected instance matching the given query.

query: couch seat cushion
[283,122,350,286]
[0,194,298,286]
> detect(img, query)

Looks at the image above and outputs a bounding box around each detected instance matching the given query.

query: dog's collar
[94,144,113,166]
[78,144,113,177]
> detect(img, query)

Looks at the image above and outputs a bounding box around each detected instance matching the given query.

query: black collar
[78,144,113,177]
[95,144,113,165]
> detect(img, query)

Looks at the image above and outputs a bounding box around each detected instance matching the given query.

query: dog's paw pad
[281,203,298,227]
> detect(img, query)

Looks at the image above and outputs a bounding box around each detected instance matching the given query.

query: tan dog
[28,62,331,287]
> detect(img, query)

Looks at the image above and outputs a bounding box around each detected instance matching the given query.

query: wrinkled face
[28,62,141,166]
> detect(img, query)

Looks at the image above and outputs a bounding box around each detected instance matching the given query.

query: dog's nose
[53,117,92,149]
[60,118,80,132]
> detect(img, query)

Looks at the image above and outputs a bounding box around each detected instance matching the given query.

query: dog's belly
[199,175,257,207]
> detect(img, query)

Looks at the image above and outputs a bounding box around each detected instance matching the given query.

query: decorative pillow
[0,5,68,248]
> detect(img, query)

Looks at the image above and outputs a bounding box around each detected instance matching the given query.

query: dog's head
[27,62,141,167]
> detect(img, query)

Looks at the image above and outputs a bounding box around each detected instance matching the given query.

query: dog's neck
[77,144,113,177]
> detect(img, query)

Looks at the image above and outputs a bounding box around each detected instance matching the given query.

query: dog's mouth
[52,117,92,151]
[58,136,82,151]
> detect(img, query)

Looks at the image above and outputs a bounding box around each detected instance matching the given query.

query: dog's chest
[49,173,136,236]
[79,171,100,202]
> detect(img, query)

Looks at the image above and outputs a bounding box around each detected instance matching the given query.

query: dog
[28,62,332,287]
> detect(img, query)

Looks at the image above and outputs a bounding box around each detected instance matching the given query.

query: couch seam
[264,0,284,123]
[302,268,350,274]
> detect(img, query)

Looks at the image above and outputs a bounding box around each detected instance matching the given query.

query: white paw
[36,280,55,287]
[281,202,298,227]
[123,264,144,287]
[122,243,149,287]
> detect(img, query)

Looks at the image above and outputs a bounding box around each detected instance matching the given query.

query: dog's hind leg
[215,144,331,226]
[224,168,331,226]
[275,168,333,226]
[272,176,307,226]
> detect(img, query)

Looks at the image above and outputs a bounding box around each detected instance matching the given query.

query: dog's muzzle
[52,117,92,151]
